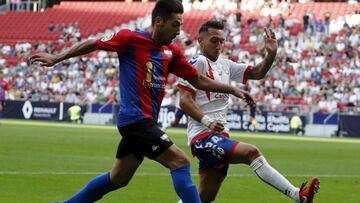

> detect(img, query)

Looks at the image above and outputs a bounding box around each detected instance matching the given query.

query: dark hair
[198,20,224,34]
[152,0,184,25]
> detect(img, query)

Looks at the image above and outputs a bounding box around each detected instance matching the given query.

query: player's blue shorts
[174,108,185,119]
[191,132,238,178]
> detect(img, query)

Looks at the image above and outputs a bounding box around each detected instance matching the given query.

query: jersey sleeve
[169,46,199,80]
[189,55,208,75]
[228,60,252,84]
[95,29,132,54]
[177,78,196,96]
[176,55,207,96]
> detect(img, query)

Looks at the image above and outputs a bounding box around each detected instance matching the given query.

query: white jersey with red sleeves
[177,54,252,145]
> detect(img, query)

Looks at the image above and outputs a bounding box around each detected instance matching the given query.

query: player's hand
[208,121,225,132]
[29,53,59,67]
[232,88,255,107]
[264,28,278,57]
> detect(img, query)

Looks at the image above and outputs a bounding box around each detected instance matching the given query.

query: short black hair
[152,0,184,25]
[199,20,224,34]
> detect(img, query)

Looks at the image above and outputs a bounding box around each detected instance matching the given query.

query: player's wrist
[265,53,276,60]
[229,86,236,95]
[201,115,214,127]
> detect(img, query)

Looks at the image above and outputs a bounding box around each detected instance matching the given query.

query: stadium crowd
[0,2,359,113]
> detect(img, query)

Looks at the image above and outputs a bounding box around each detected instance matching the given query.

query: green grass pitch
[1,119,360,203]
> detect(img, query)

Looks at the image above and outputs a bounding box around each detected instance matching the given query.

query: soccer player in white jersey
[177,20,320,203]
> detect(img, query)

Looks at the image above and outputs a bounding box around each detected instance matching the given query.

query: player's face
[157,13,183,45]
[199,28,225,61]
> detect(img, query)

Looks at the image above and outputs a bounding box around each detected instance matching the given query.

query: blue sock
[65,172,117,203]
[171,164,201,203]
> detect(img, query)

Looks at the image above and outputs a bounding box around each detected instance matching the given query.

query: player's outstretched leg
[299,177,320,203]
[229,142,320,202]
[63,172,117,203]
[56,155,140,203]
[171,164,201,203]
[156,144,201,203]
[249,155,302,201]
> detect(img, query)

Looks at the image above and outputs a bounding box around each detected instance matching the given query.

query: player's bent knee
[170,154,190,169]
[246,145,261,163]
[158,145,190,169]
[110,169,134,188]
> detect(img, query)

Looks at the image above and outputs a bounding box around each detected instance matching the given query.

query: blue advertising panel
[3,100,85,121]
[338,114,360,138]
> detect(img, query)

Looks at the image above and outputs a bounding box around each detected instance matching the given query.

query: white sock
[177,200,183,203]
[250,156,300,202]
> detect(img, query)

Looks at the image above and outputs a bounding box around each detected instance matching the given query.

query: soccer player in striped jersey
[177,20,320,203]
[29,1,253,202]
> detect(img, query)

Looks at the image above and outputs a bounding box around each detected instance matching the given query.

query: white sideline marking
[0,171,359,178]
[3,119,360,144]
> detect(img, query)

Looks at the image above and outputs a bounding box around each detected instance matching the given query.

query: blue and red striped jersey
[96,29,199,127]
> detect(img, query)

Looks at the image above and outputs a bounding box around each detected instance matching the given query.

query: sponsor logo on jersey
[214,93,229,100]
[142,80,166,89]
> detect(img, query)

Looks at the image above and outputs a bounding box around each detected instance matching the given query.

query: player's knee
[175,155,191,168]
[159,145,191,169]
[246,145,261,163]
[110,170,132,188]
[169,154,190,169]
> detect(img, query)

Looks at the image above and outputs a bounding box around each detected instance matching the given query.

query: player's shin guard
[250,156,300,202]
[171,164,201,203]
[65,172,117,203]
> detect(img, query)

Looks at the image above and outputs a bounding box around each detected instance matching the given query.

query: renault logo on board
[22,101,33,119]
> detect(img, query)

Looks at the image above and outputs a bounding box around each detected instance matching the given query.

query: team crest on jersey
[163,49,173,58]
[100,31,115,42]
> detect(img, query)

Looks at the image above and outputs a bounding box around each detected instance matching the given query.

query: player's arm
[29,39,98,67]
[187,75,255,106]
[247,28,278,80]
[179,88,224,132]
